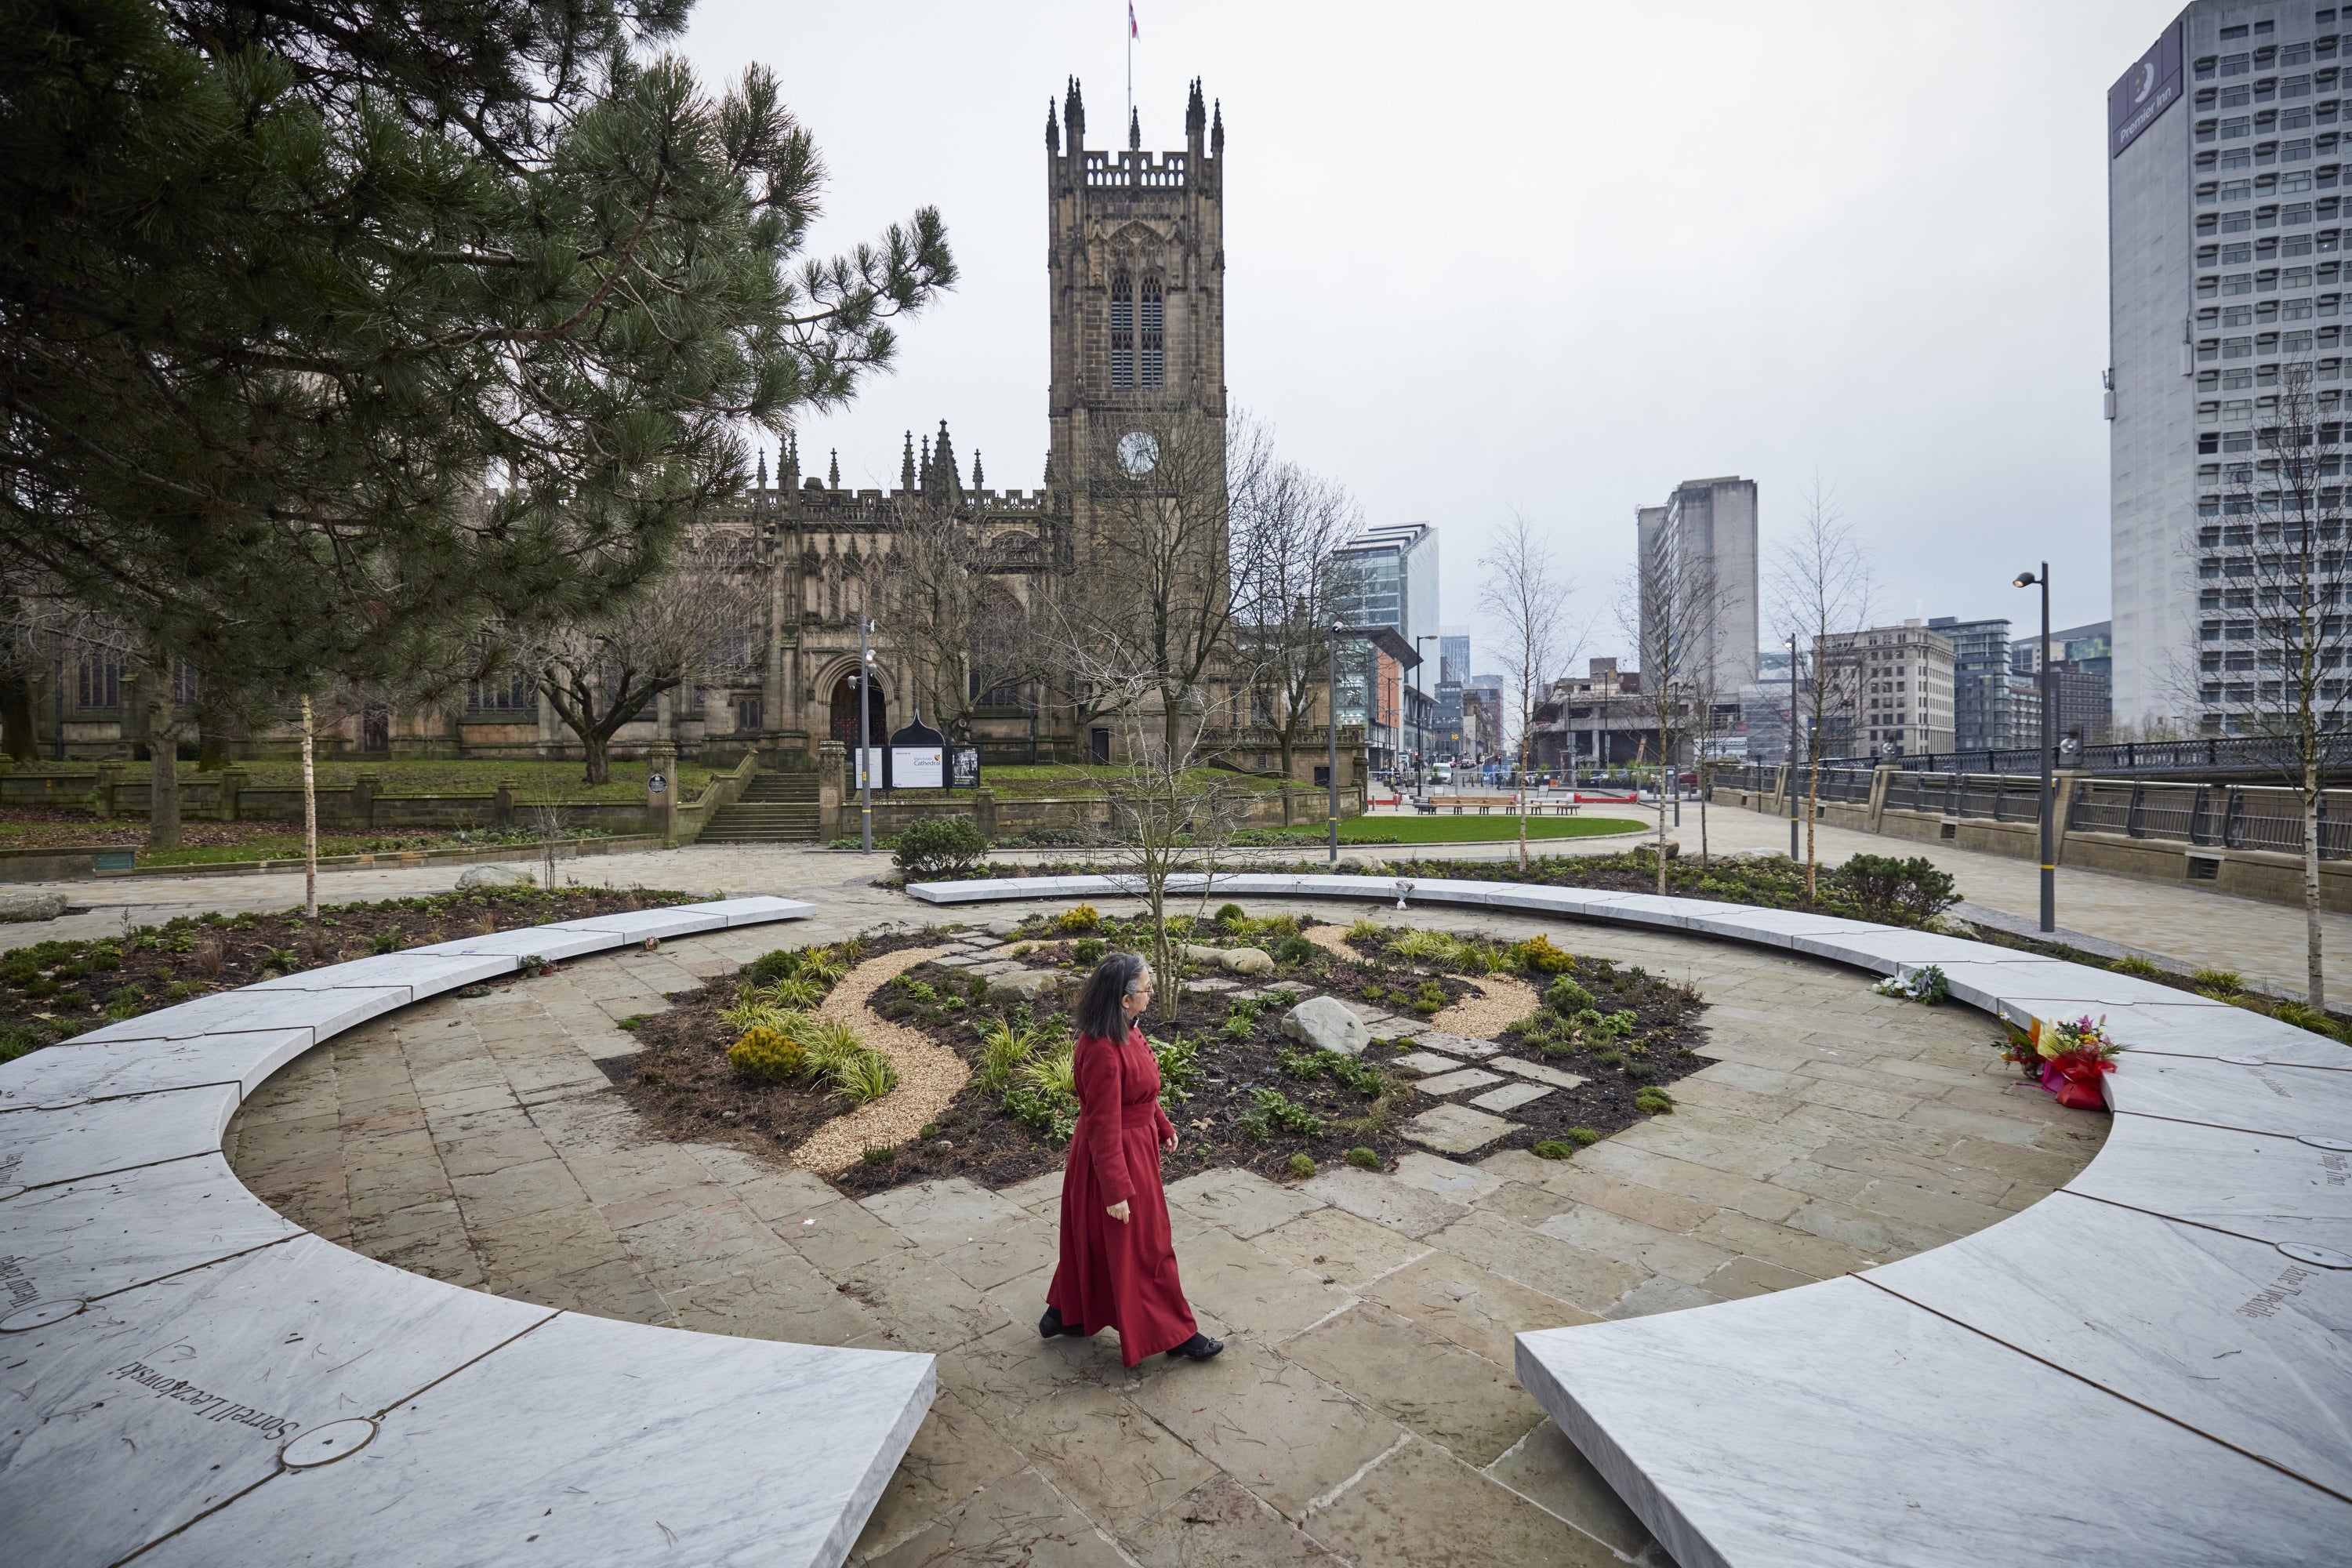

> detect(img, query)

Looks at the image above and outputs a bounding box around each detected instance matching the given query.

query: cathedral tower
[1044,78,1226,554]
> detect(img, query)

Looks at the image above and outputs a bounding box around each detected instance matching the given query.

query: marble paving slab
[1399,1029,1502,1059]
[711,895,820,927]
[1491,1055,1588,1090]
[535,906,731,942]
[1414,1068,1504,1097]
[0,1233,556,1568]
[0,1151,303,1305]
[1470,1082,1553,1112]
[1515,1276,2352,1568]
[138,1309,935,1568]
[1930,960,2224,1017]
[69,985,411,1046]
[1795,929,2067,970]
[412,926,630,962]
[1391,1051,1467,1075]
[1401,1103,1516,1154]
[2002,999,2352,1071]
[2068,1116,2352,1253]
[248,950,514,996]
[0,1085,242,1192]
[0,1029,310,1110]
[2104,1052,2352,1142]
[1862,1192,2352,1497]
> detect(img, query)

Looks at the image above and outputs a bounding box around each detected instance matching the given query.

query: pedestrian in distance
[1039,951,1222,1364]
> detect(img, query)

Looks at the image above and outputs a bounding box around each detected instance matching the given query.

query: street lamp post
[2013,564,2055,933]
[1787,632,1800,859]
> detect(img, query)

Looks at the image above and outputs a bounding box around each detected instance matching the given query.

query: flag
[1129,2,1138,38]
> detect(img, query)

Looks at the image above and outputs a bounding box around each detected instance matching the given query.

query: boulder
[1180,943,1225,964]
[991,969,1064,1002]
[457,863,537,890]
[1280,994,1370,1058]
[1219,947,1275,975]
[0,889,68,923]
[983,918,1025,938]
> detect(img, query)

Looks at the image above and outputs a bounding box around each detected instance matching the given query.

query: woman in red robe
[1040,953,1222,1366]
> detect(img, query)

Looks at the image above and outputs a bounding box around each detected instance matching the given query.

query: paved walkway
[5,793,2342,997]
[223,891,2102,1567]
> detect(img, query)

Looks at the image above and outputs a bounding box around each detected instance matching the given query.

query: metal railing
[2067,778,2352,858]
[1828,732,2352,779]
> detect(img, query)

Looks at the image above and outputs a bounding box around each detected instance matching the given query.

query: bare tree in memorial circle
[1767,481,1874,902]
[1478,514,1579,871]
[2190,359,2352,1007]
[1226,429,1367,786]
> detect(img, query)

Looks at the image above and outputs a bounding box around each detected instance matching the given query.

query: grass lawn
[975,764,1288,798]
[1250,814,1649,845]
[4,757,719,804]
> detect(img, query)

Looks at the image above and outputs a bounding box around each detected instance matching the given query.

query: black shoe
[1166,1333,1224,1363]
[1039,1306,1084,1340]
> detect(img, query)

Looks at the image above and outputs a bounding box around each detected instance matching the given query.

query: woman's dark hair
[1076,952,1148,1040]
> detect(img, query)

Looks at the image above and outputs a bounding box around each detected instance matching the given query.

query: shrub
[1515,935,1573,973]
[975,1017,1045,1092]
[1057,903,1102,933]
[728,1026,808,1082]
[2271,1000,2344,1040]
[1275,934,1316,966]
[369,928,405,955]
[800,1018,869,1077]
[760,975,827,1010]
[1345,1145,1381,1170]
[1004,1044,1080,1143]
[1531,1139,1575,1160]
[1283,1152,1317,1179]
[891,817,989,880]
[1152,1034,1203,1104]
[1215,902,1246,926]
[749,949,804,987]
[1830,855,1958,927]
[1411,980,1446,1015]
[0,1025,44,1063]
[1566,1126,1601,1145]
[2112,954,2164,978]
[1345,917,1381,942]
[1545,976,1595,1014]
[103,984,147,1020]
[861,1145,898,1166]
[1633,1087,1675,1116]
[1073,937,1105,964]
[1240,1089,1326,1140]
[831,1048,900,1105]
[2190,966,2245,996]
[1386,929,1454,962]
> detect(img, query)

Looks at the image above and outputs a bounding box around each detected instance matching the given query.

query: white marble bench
[0,897,935,1568]
[908,872,2352,1566]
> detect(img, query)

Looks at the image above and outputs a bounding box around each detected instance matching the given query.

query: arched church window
[1110,274,1134,388]
[1141,278,1164,387]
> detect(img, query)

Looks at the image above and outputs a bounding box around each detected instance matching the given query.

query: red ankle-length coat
[1046,1024,1199,1365]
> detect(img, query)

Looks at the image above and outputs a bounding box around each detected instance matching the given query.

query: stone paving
[9,793,2346,996]
[221,891,2105,1567]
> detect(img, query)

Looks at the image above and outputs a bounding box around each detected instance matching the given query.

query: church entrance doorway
[830,675,887,747]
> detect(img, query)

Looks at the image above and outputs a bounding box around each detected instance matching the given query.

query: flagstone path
[223,893,2103,1566]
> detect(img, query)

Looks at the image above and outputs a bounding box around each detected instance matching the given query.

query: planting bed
[0,884,698,1058]
[615,906,1716,1197]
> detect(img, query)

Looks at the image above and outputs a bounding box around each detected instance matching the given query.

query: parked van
[1430,762,1454,785]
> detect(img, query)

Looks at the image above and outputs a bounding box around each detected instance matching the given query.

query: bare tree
[1478,514,1579,869]
[1768,481,1874,899]
[1059,414,1246,761]
[512,541,764,785]
[880,492,1051,740]
[1618,524,1728,891]
[1229,437,1365,782]
[2193,361,2352,1006]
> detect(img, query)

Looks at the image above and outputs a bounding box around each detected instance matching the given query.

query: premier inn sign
[2110,21,2183,159]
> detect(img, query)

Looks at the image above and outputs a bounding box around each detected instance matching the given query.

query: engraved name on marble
[111,1357,300,1441]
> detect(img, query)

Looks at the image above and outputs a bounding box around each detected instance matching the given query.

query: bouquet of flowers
[1873,964,1949,1005]
[2034,1015,2119,1110]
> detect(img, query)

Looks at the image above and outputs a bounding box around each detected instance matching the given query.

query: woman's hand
[1162,1130,1180,1152]
[1105,1200,1131,1224]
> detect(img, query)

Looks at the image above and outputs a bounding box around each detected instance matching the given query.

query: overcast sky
[680,0,2179,669]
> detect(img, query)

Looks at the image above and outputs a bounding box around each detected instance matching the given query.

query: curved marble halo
[0,895,935,1568]
[909,872,2352,1566]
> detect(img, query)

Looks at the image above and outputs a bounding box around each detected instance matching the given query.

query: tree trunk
[0,673,35,762]
[582,728,612,786]
[2306,759,2327,1009]
[144,668,180,850]
[1805,760,1821,903]
[301,695,319,920]
[1698,763,1711,868]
